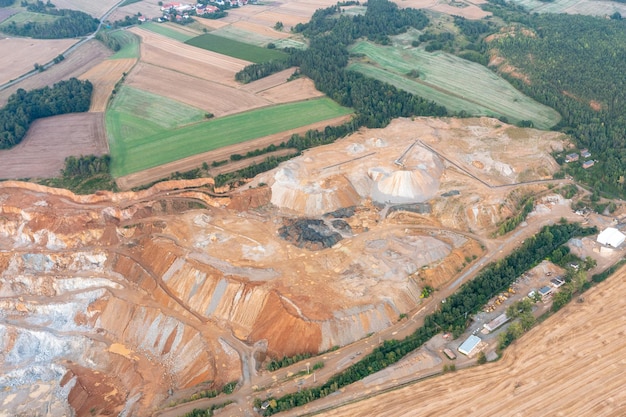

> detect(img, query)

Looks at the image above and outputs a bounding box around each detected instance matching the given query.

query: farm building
[582,160,594,169]
[581,149,591,158]
[565,153,579,162]
[483,313,509,333]
[458,335,481,356]
[597,227,626,248]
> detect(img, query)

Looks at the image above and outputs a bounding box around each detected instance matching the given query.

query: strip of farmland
[348,41,561,129]
[185,33,288,63]
[107,97,352,177]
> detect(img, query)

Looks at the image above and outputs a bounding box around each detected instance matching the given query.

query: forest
[1,2,98,38]
[237,0,447,129]
[484,4,626,198]
[260,222,595,414]
[0,78,92,149]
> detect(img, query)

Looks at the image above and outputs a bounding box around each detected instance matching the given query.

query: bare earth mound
[0,113,108,179]
[321,265,626,417]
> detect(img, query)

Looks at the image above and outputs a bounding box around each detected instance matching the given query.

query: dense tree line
[2,3,98,38]
[0,0,14,7]
[214,154,298,187]
[0,78,92,149]
[261,222,595,414]
[62,154,110,177]
[266,352,314,371]
[484,6,626,197]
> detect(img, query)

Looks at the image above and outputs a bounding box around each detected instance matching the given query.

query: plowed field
[130,27,249,86]
[79,58,137,112]
[51,0,120,18]
[321,265,626,417]
[124,62,270,116]
[0,40,111,107]
[0,37,76,85]
[0,113,108,179]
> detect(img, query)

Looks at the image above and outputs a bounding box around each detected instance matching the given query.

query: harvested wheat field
[79,58,137,112]
[0,37,76,85]
[321,265,626,417]
[130,27,249,86]
[0,113,108,179]
[124,62,269,116]
[51,0,120,17]
[223,0,338,28]
[233,21,292,39]
[0,40,111,107]
[392,0,491,19]
[259,77,324,103]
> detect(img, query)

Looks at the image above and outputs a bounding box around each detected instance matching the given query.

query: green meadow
[348,41,561,129]
[106,89,352,176]
[185,33,288,62]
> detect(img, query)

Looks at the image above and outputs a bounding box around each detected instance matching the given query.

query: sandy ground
[0,40,112,107]
[0,113,108,179]
[320,264,626,417]
[0,37,77,85]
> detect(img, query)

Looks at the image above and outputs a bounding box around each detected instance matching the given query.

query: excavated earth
[0,117,566,416]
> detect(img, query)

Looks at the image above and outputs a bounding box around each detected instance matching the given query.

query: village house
[582,160,595,169]
[565,153,579,163]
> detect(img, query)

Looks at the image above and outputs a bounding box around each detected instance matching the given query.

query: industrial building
[458,335,481,356]
[597,227,625,248]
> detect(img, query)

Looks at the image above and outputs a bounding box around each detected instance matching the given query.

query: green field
[108,30,140,59]
[185,33,288,63]
[0,11,58,27]
[107,94,352,176]
[348,41,561,129]
[140,22,195,42]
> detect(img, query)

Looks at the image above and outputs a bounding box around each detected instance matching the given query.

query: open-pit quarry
[0,117,572,416]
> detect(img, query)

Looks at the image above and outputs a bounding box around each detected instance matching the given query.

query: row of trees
[261,222,596,414]
[0,78,92,149]
[2,5,98,38]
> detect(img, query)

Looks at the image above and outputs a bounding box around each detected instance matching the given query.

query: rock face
[0,117,566,415]
[0,178,480,416]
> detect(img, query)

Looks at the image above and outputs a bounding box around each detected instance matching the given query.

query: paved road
[0,0,127,91]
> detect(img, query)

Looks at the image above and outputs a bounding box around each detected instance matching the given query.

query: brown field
[0,8,17,23]
[115,115,351,189]
[0,113,108,179]
[79,58,137,112]
[240,67,299,93]
[222,0,339,29]
[320,265,626,417]
[392,0,491,19]
[106,0,163,22]
[50,0,120,18]
[0,40,112,107]
[232,21,291,39]
[259,77,324,103]
[124,62,270,116]
[130,27,249,86]
[0,37,77,85]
